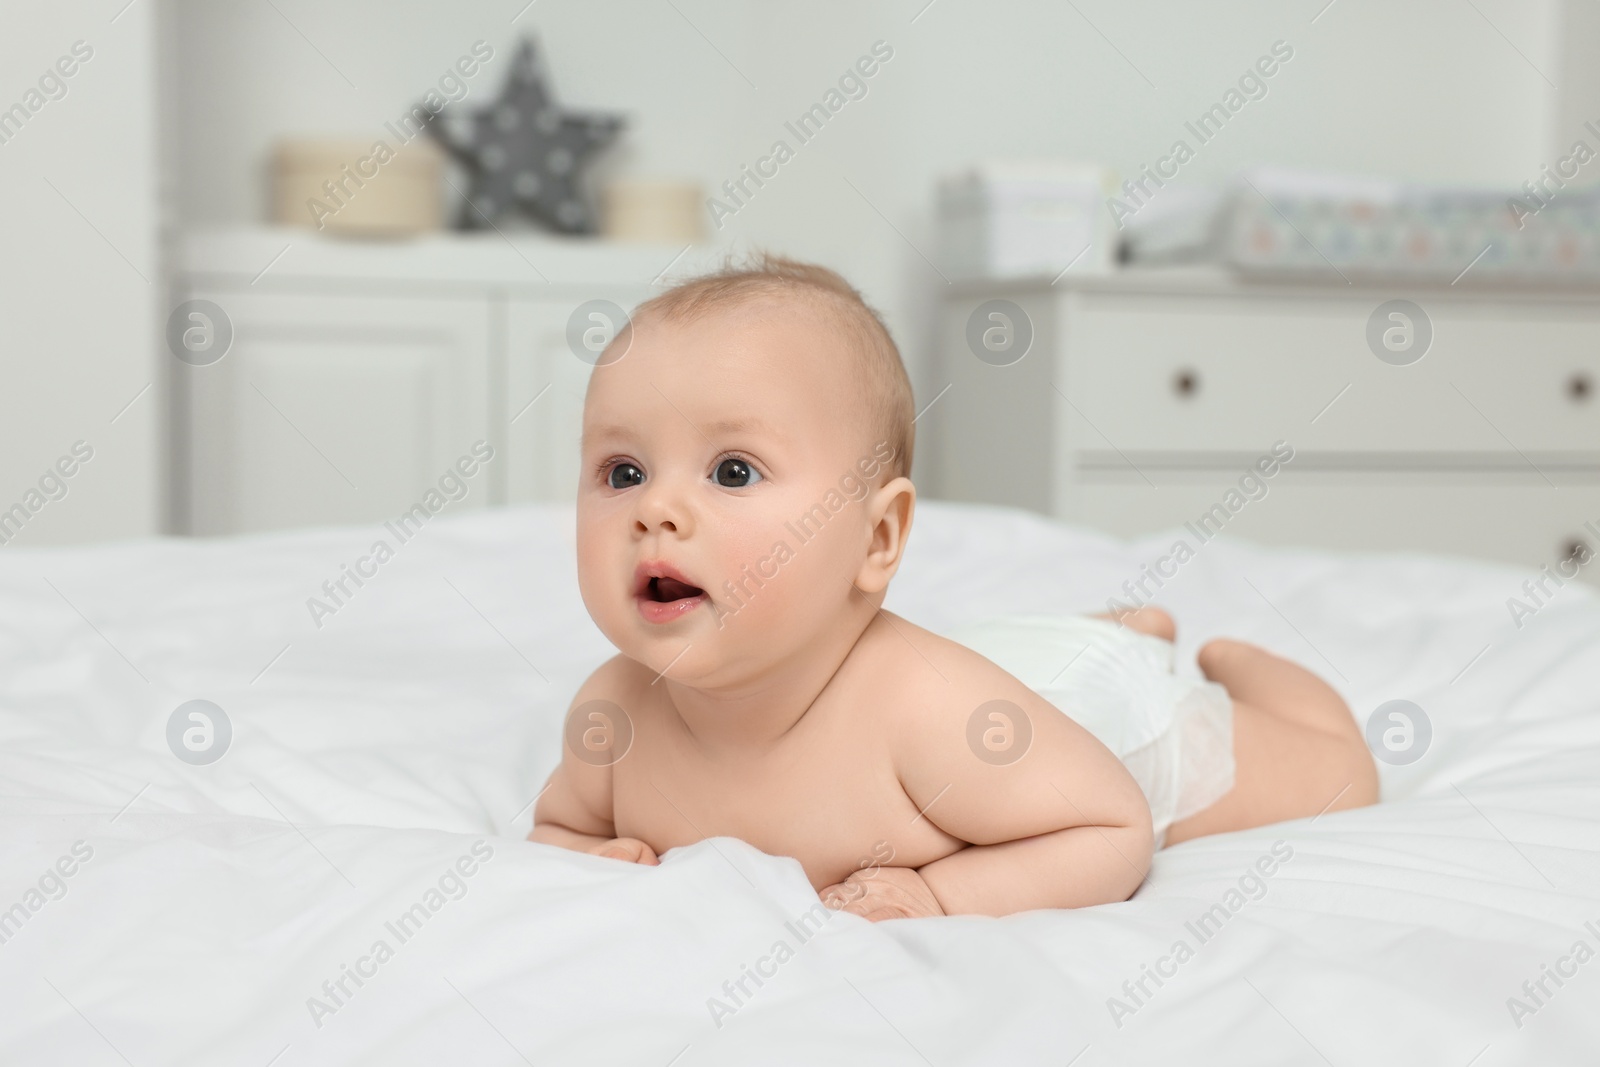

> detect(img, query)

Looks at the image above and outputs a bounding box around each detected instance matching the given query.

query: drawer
[1061,291,1600,460]
[181,288,492,535]
[1061,476,1600,588]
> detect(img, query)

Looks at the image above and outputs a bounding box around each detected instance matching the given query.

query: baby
[530,254,1378,920]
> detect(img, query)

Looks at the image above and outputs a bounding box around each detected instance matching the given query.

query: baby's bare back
[539,611,1151,892]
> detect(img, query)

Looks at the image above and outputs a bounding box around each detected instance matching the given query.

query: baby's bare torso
[594,613,973,890]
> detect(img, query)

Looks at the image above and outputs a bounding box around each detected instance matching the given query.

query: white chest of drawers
[932,269,1600,586]
[176,228,720,535]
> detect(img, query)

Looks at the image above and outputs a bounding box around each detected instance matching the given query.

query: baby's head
[577,253,916,686]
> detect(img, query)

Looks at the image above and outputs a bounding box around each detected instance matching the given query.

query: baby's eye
[712,456,762,488]
[607,462,644,489]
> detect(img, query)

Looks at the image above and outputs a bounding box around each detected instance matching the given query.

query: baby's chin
[620,631,732,687]
[613,597,785,677]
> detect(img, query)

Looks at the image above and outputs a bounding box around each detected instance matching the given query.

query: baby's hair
[630,251,915,484]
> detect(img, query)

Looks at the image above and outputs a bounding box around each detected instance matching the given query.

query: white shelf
[181,225,733,294]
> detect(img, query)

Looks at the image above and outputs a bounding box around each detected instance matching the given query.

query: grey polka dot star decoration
[427,38,624,234]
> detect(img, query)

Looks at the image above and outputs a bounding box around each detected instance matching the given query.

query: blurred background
[3,0,1597,586]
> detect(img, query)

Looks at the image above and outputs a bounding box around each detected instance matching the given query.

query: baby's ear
[854,476,915,595]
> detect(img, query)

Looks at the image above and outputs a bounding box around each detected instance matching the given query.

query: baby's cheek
[715,525,791,597]
[732,523,858,626]
[701,514,805,628]
[778,506,867,586]
[575,511,630,628]
[720,505,800,579]
[573,530,608,602]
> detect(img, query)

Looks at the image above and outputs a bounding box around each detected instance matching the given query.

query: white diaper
[941,615,1236,845]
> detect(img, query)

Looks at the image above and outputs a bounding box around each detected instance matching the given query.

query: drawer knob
[1561,537,1591,565]
[1568,372,1592,402]
[1172,368,1200,398]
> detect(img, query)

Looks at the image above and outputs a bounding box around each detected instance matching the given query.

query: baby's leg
[1092,605,1176,641]
[1164,638,1378,845]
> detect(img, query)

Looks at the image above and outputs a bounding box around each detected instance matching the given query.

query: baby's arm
[882,658,1154,917]
[528,658,658,865]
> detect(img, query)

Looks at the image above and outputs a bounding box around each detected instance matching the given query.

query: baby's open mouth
[633,560,710,624]
[646,575,704,602]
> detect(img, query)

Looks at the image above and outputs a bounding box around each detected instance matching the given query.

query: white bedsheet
[1,501,1597,1065]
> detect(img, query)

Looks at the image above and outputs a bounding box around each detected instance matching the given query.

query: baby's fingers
[589,837,659,865]
[824,868,943,921]
[819,883,857,908]
[819,881,871,916]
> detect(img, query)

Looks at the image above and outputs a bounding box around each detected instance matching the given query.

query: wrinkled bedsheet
[1,501,1597,1065]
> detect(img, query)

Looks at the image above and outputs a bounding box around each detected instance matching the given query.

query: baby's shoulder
[855,611,1053,730]
[570,652,658,714]
[855,612,1106,843]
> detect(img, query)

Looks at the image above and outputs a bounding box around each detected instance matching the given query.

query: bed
[2,500,1597,1065]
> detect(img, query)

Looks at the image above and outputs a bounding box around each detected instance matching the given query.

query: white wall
[0,0,163,545]
[172,0,1562,445]
[1553,0,1600,154]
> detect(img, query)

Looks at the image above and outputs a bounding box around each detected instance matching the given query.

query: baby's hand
[820,866,945,921]
[586,837,660,865]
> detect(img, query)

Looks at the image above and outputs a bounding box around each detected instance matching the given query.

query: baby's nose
[633,481,690,534]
